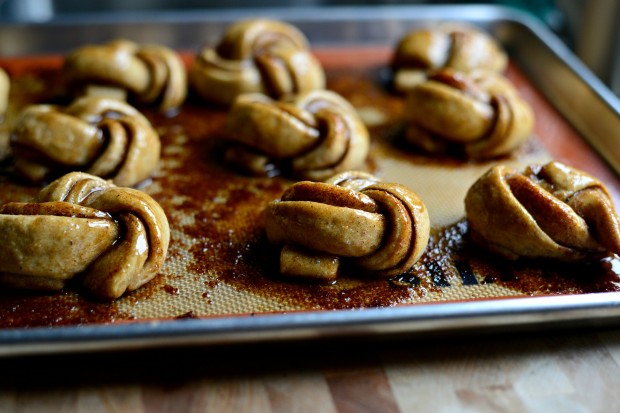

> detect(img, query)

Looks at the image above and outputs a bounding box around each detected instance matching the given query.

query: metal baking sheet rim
[1,5,620,356]
[2,292,620,357]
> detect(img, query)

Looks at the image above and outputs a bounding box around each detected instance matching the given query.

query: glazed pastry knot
[0,67,9,161]
[189,19,325,105]
[392,23,507,92]
[11,96,160,187]
[265,171,430,282]
[224,90,369,181]
[0,172,170,299]
[404,69,533,159]
[64,39,187,112]
[0,67,8,117]
[465,161,620,261]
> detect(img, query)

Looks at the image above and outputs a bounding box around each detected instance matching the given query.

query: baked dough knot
[64,39,187,112]
[189,18,325,106]
[465,161,620,261]
[224,90,369,181]
[0,67,8,116]
[392,23,507,93]
[0,67,9,161]
[11,96,160,187]
[404,69,533,159]
[265,171,430,282]
[225,90,370,181]
[0,172,170,299]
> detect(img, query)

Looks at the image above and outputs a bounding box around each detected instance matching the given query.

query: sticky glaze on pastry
[224,90,369,181]
[404,69,533,160]
[0,67,8,116]
[64,39,187,112]
[392,23,507,92]
[11,96,160,187]
[265,171,430,282]
[189,18,325,106]
[465,161,620,261]
[0,172,170,299]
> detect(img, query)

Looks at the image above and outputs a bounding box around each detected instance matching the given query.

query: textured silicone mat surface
[1,49,619,328]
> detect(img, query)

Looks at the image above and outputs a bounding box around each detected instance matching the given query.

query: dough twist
[404,69,533,159]
[0,172,170,299]
[265,171,430,282]
[0,67,8,116]
[224,90,369,181]
[0,67,9,161]
[392,23,507,92]
[189,19,325,106]
[465,161,620,261]
[64,39,187,112]
[11,96,160,187]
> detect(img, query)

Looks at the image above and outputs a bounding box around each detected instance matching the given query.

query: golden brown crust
[404,69,533,159]
[189,19,325,106]
[64,39,187,112]
[0,67,10,161]
[265,171,430,281]
[392,23,507,92]
[464,161,620,261]
[224,90,369,181]
[0,67,8,116]
[0,172,170,299]
[11,96,160,187]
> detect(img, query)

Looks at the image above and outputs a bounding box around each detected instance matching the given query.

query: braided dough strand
[265,171,430,281]
[0,172,170,299]
[465,161,620,261]
[189,19,325,106]
[392,23,507,92]
[64,39,187,112]
[225,90,369,180]
[11,96,160,187]
[404,69,533,159]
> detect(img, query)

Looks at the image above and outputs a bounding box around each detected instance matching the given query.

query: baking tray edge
[0,5,620,356]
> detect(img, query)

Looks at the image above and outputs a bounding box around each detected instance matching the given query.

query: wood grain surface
[1,326,619,412]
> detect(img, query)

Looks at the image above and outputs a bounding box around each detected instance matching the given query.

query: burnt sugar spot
[478,254,620,295]
[198,233,419,310]
[448,220,620,295]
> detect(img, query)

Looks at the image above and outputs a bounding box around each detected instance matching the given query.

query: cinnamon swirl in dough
[0,172,170,299]
[265,171,430,282]
[11,96,160,187]
[189,18,325,106]
[465,161,620,261]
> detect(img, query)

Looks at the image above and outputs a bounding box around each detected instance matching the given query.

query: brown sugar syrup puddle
[0,49,619,328]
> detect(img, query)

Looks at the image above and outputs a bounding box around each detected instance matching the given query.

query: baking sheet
[1,5,620,356]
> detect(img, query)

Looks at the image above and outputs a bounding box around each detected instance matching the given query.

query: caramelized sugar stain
[1,59,620,328]
[0,290,132,328]
[428,220,620,295]
[190,232,419,310]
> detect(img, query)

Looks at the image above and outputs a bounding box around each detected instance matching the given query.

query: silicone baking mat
[0,5,618,359]
[1,44,619,330]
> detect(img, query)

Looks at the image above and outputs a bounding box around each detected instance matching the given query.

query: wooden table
[1,325,619,412]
